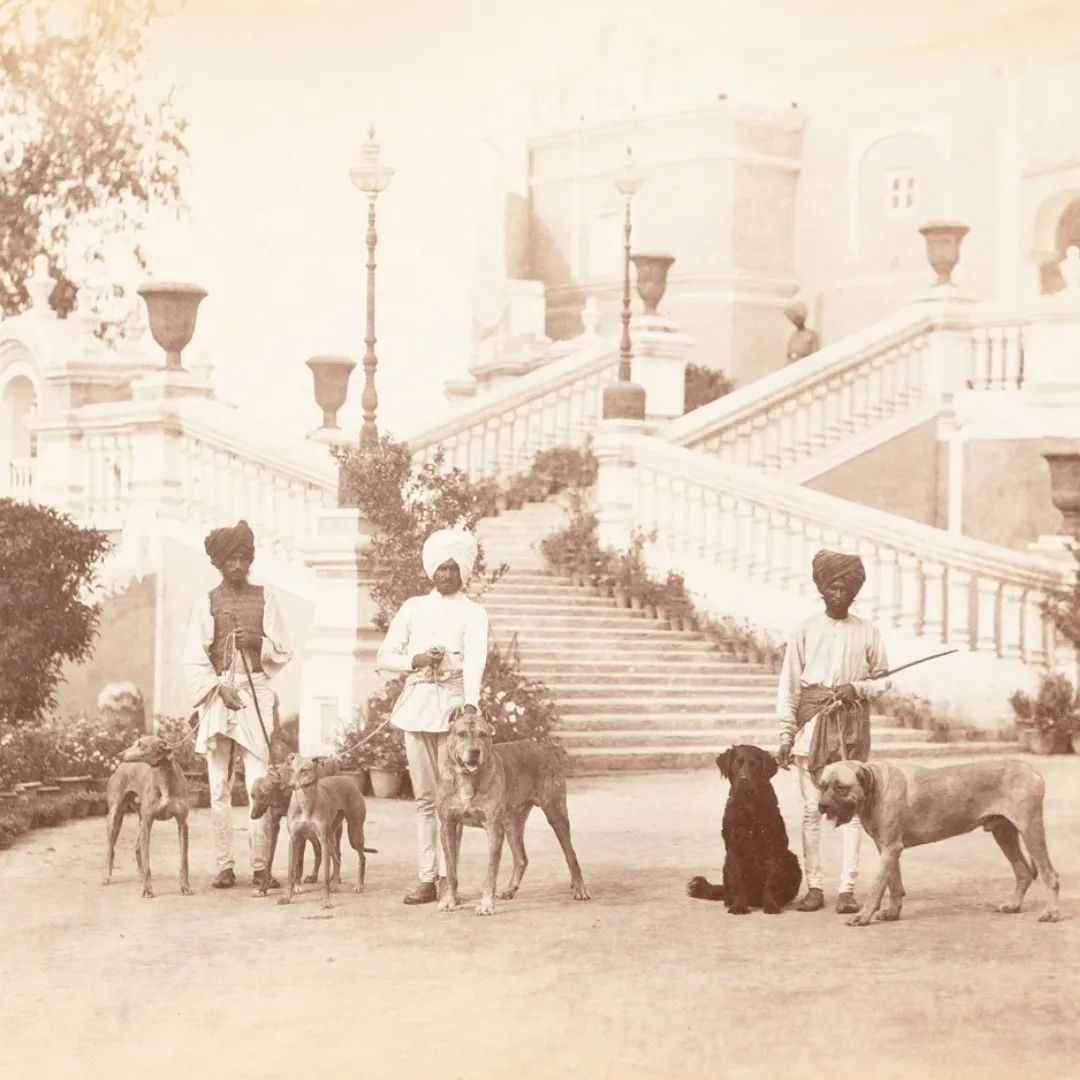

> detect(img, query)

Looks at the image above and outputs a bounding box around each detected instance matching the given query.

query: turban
[422,527,478,585]
[204,520,255,569]
[811,549,865,594]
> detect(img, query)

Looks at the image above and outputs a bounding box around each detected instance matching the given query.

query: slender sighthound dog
[436,707,590,916]
[103,734,191,899]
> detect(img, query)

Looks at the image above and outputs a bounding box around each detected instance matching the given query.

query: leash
[231,611,273,754]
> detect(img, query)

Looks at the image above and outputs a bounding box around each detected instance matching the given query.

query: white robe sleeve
[852,623,890,701]
[184,595,220,710]
[376,600,416,675]
[259,588,292,678]
[462,602,490,708]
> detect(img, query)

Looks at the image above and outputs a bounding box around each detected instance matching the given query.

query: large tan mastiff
[436,707,590,916]
[817,759,1061,926]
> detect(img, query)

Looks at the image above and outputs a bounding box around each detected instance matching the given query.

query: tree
[0,498,111,723]
[0,0,187,340]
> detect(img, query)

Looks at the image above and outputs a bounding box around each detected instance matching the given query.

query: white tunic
[184,588,292,761]
[777,612,889,756]
[376,590,490,733]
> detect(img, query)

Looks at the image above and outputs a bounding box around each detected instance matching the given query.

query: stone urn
[918,222,969,287]
[306,355,356,430]
[631,253,676,315]
[137,282,208,371]
[1042,441,1080,537]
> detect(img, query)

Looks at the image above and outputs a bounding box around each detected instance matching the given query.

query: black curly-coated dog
[687,744,802,915]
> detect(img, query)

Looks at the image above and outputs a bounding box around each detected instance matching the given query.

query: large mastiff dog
[436,707,590,916]
[817,759,1061,926]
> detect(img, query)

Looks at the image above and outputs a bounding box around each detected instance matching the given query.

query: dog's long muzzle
[458,746,483,773]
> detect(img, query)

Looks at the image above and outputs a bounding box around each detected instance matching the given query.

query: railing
[8,456,34,500]
[605,436,1071,667]
[409,338,619,479]
[662,305,1030,474]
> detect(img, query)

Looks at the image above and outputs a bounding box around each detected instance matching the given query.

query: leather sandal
[402,880,438,905]
[835,892,860,915]
[795,887,825,912]
[212,868,236,889]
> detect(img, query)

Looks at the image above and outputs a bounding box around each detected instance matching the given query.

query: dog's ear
[855,763,875,802]
[286,752,298,767]
[445,705,462,726]
[759,748,778,781]
[715,749,732,779]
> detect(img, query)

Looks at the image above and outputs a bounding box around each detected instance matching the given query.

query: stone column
[297,507,384,756]
[630,316,693,422]
[593,421,652,552]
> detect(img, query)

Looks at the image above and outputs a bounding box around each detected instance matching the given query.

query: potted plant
[1008,674,1078,755]
[344,676,410,798]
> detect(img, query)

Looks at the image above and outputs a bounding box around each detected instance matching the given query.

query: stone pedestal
[131,369,215,401]
[297,508,384,755]
[918,300,976,400]
[593,420,655,551]
[1021,309,1080,404]
[630,316,693,421]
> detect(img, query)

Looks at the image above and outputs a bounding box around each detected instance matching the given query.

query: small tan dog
[278,755,374,910]
[249,764,327,897]
[436,707,589,916]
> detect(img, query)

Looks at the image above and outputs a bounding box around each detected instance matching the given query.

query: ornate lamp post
[349,126,394,451]
[602,147,647,420]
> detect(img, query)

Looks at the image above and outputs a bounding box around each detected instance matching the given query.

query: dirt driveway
[1,753,1078,1080]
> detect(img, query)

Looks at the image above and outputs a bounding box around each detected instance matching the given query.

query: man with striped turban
[776,549,889,914]
[184,520,292,892]
[376,527,490,905]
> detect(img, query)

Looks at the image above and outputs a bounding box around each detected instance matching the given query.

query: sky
[130,0,1066,442]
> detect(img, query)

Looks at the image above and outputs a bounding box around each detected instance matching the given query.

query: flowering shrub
[0,713,141,789]
[154,715,206,777]
[335,675,409,772]
[684,363,735,413]
[1009,673,1080,735]
[335,435,507,632]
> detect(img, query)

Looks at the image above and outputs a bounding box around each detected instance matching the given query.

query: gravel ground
[1,752,1078,1080]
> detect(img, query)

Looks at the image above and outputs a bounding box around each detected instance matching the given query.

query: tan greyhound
[249,764,327,897]
[278,755,374,909]
[103,734,191,899]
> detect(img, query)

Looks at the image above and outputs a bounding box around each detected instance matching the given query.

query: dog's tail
[362,847,379,854]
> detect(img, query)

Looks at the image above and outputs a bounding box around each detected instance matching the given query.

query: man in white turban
[376,527,490,904]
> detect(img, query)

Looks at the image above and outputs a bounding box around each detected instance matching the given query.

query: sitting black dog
[687,744,802,914]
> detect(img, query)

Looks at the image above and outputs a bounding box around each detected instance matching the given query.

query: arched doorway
[0,373,37,498]
[1036,195,1080,293]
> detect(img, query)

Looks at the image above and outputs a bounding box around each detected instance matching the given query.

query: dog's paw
[475,899,495,916]
[142,887,154,899]
[726,904,750,915]
[437,898,458,913]
[763,903,782,915]
[846,914,872,927]
[302,874,318,884]
[572,883,591,901]
[353,884,364,895]
[996,902,1021,914]
[321,899,333,910]
[251,887,267,898]
[876,908,901,922]
[1038,909,1061,923]
[497,888,517,900]
[181,885,192,896]
[686,875,709,898]
[277,896,291,906]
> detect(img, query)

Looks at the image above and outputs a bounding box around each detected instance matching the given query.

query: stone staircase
[476,499,1019,774]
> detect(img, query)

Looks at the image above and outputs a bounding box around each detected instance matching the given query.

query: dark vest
[208,584,265,676]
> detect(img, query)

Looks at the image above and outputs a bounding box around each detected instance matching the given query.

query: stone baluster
[893,551,920,632]
[920,561,947,643]
[969,326,988,390]
[974,576,1002,655]
[866,352,887,420]
[944,565,975,648]
[998,582,1026,659]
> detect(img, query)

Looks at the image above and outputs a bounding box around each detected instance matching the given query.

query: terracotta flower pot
[370,768,405,799]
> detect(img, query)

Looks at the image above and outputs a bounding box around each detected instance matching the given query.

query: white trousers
[403,731,447,883]
[206,737,270,874]
[796,756,862,893]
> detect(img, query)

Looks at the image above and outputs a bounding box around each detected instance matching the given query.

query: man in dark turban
[184,520,292,892]
[775,549,889,914]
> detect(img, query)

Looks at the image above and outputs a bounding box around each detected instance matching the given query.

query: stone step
[557,726,922,749]
[555,712,778,731]
[494,627,704,642]
[565,740,1023,775]
[488,612,659,630]
[521,660,771,676]
[484,595,620,610]
[547,684,775,700]
[514,643,727,660]
[558,696,776,715]
[536,672,777,688]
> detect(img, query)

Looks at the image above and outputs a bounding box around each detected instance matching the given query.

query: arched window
[0,373,37,498]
